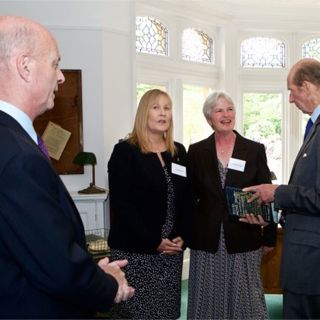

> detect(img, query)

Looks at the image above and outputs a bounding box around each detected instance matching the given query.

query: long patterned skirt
[187,227,268,320]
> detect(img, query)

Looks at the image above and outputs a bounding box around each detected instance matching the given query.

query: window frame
[134,4,320,183]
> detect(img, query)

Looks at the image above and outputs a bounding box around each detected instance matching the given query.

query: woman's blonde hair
[128,89,176,156]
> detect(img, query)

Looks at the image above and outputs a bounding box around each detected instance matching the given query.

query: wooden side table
[260,227,283,293]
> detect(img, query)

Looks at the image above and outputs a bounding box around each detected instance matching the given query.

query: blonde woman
[108,89,188,319]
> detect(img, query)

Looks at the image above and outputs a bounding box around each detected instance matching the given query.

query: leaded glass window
[136,16,168,56]
[241,37,285,68]
[302,38,320,61]
[182,28,214,64]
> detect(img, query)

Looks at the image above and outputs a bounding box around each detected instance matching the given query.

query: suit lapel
[0,111,52,160]
[0,110,37,146]
[0,111,86,244]
[201,132,248,192]
[225,132,248,187]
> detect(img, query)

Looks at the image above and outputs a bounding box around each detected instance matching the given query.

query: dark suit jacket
[184,131,277,254]
[276,115,320,295]
[0,111,118,319]
[108,140,188,254]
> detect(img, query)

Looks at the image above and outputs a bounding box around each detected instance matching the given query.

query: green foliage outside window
[243,93,281,139]
[136,84,166,106]
[243,92,282,182]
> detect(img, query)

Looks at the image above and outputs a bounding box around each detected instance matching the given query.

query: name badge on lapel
[228,157,246,172]
[172,162,187,177]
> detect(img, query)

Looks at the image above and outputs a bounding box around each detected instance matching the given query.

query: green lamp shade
[73,152,97,166]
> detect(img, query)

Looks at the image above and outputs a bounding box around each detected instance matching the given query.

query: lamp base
[78,183,106,194]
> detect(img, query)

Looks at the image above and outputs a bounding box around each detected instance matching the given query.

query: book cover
[225,186,278,223]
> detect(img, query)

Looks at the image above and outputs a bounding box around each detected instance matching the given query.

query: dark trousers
[284,290,320,319]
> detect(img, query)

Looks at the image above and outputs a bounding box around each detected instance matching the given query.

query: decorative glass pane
[243,93,282,183]
[182,28,214,64]
[241,37,285,68]
[302,38,320,61]
[136,16,168,56]
[183,85,213,147]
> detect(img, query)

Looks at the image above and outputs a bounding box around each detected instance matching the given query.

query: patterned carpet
[179,280,283,320]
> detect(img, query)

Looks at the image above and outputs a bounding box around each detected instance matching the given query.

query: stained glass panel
[136,16,168,56]
[241,37,285,68]
[182,28,214,64]
[302,38,320,61]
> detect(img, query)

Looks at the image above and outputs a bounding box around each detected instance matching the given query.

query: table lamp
[73,151,106,194]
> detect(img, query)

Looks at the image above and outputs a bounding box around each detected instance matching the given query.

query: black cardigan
[184,131,277,254]
[107,140,188,254]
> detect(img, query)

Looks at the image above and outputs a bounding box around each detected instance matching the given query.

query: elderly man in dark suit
[243,58,320,319]
[0,15,133,319]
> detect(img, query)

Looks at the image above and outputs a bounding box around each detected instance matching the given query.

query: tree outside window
[183,85,213,147]
[243,93,282,183]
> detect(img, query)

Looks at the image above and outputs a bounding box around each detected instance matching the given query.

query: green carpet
[180,280,283,320]
[265,294,283,319]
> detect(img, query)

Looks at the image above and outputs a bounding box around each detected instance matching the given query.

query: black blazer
[184,131,277,254]
[108,140,188,254]
[0,111,118,319]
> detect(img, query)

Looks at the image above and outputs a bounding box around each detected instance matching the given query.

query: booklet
[225,186,278,223]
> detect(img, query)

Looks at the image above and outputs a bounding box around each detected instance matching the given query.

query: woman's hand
[157,237,183,255]
[239,213,269,227]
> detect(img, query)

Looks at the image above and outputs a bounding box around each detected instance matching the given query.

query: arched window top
[240,37,285,68]
[302,38,320,61]
[182,28,214,64]
[136,16,168,56]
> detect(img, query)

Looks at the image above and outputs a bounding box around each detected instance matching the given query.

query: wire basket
[85,228,110,256]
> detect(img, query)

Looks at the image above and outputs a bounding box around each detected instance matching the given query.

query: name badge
[172,163,186,177]
[228,157,246,172]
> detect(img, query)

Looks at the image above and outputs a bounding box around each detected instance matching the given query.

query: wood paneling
[261,228,283,293]
[34,70,83,174]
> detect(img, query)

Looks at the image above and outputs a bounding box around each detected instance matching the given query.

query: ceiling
[196,0,320,10]
[195,0,320,17]
[144,0,320,26]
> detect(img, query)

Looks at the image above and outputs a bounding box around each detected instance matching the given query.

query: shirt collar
[310,105,320,123]
[0,100,38,143]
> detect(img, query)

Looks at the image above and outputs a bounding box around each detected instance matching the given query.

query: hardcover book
[225,186,278,223]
